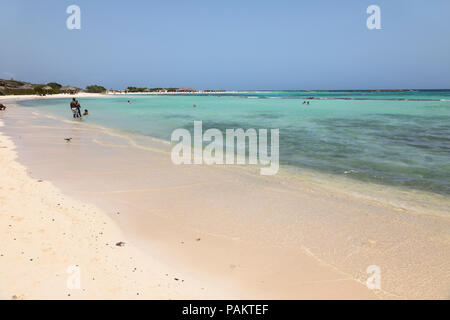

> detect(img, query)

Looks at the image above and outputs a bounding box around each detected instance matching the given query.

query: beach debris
[196,238,201,241]
[115,241,125,247]
[37,180,43,182]
[64,138,72,143]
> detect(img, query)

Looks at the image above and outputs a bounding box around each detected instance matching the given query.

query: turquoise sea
[18,90,450,196]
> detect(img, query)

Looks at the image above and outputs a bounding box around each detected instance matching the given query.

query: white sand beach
[0,117,237,299]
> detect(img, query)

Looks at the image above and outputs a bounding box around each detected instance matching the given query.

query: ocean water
[18,91,450,196]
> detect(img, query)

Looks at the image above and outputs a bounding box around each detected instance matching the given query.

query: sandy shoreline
[0,95,238,299]
[0,93,108,102]
[0,118,231,299]
[1,96,450,299]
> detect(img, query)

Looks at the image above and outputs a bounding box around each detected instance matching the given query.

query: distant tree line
[125,87,187,93]
[0,78,111,96]
[126,87,172,92]
[1,78,199,96]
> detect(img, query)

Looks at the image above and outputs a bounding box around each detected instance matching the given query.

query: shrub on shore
[86,85,107,93]
[47,82,62,91]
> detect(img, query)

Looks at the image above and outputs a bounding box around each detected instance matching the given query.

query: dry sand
[0,93,106,102]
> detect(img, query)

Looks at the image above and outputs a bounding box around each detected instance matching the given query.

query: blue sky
[1,0,449,90]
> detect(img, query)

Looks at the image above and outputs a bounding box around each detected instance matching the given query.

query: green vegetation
[86,85,107,93]
[0,79,65,95]
[126,87,191,93]
[47,82,62,90]
[0,88,35,95]
[33,85,46,95]
[0,78,201,96]
[127,86,147,92]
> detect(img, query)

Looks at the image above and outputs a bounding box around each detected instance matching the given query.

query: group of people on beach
[302,101,310,105]
[70,98,88,118]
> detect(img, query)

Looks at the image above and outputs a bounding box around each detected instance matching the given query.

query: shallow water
[18,91,450,195]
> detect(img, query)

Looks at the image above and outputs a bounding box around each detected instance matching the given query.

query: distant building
[60,86,80,94]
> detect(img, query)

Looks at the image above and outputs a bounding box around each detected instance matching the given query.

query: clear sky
[1,0,449,90]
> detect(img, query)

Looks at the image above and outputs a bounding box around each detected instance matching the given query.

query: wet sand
[0,119,229,300]
[1,99,450,299]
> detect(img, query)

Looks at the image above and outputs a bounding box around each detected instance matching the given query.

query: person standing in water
[76,99,82,117]
[70,98,83,118]
[70,98,79,118]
